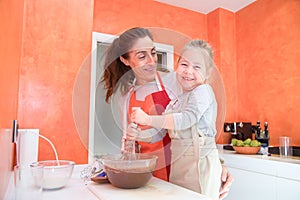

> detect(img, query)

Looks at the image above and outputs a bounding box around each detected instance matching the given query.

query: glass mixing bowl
[31,160,75,190]
[100,153,157,189]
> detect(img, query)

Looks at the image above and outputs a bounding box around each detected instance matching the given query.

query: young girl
[130,39,222,200]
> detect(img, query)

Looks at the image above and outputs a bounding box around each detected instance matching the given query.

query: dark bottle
[256,121,261,138]
[264,122,269,138]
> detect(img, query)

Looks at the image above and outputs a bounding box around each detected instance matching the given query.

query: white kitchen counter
[87,176,209,200]
[6,164,210,200]
[5,165,98,200]
[42,165,97,200]
[10,149,299,200]
[220,147,300,200]
[49,153,299,200]
[221,149,300,180]
[46,165,210,200]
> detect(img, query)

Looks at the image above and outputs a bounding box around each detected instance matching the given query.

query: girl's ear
[205,67,213,78]
[120,56,130,66]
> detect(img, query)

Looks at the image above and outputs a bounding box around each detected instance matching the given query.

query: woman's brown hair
[101,27,153,102]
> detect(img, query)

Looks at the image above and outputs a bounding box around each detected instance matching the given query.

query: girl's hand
[131,107,152,125]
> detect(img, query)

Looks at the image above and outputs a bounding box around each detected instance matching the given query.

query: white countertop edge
[222,150,300,181]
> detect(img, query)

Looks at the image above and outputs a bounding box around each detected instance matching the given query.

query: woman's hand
[219,165,234,200]
[126,123,141,140]
[131,107,152,125]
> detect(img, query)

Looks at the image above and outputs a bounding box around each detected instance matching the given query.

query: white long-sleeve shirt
[167,84,217,138]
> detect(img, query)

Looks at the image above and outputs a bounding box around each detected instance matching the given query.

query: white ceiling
[154,0,256,14]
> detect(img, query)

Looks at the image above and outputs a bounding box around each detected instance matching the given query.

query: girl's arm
[126,122,167,143]
[131,107,175,129]
[131,85,214,130]
[138,128,167,143]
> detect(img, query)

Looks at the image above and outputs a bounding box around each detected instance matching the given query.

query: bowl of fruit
[231,138,261,154]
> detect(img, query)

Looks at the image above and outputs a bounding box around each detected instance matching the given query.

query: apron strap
[155,72,165,91]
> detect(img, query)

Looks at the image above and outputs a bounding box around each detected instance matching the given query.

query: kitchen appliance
[224,122,253,141]
[224,121,270,146]
[17,129,39,167]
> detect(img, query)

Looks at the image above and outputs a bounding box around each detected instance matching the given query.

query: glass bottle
[264,122,269,138]
[256,121,261,138]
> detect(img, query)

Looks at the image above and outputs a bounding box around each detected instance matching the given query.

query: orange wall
[17,0,94,163]
[235,0,300,146]
[207,9,237,143]
[93,0,207,58]
[0,0,24,198]
[93,0,206,39]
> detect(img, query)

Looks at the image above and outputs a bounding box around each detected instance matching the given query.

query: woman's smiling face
[120,36,158,85]
[176,48,207,92]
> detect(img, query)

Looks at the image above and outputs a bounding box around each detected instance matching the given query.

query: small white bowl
[32,160,75,190]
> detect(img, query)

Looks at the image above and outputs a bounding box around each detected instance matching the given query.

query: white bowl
[32,160,75,190]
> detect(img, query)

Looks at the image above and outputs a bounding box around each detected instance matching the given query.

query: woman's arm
[219,165,234,200]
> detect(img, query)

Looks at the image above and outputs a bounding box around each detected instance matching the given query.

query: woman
[102,27,174,181]
[101,27,232,199]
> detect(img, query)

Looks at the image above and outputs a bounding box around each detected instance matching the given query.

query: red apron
[128,73,171,181]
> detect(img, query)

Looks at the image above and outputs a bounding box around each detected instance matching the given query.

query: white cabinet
[222,151,300,200]
[226,167,277,200]
[276,177,300,200]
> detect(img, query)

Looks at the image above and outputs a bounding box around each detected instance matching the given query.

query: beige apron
[167,93,222,200]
